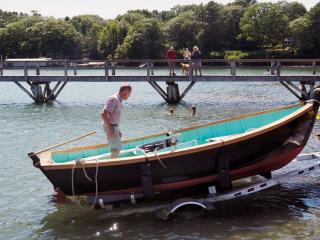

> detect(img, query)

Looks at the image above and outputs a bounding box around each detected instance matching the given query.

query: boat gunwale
[40,102,313,170]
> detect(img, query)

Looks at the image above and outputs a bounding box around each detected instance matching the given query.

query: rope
[154,148,167,169]
[306,99,320,105]
[71,158,99,211]
[137,146,167,169]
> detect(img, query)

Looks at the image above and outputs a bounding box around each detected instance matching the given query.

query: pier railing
[0,59,319,103]
[0,58,319,82]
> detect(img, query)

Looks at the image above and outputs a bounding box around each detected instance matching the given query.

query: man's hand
[108,128,115,139]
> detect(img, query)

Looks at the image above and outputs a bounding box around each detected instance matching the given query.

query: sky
[0,0,318,19]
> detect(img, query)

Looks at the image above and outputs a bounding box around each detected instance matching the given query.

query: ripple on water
[1,82,320,239]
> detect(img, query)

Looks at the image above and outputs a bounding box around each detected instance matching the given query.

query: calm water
[1,70,320,239]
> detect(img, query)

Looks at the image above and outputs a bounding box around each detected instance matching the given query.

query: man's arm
[101,110,115,138]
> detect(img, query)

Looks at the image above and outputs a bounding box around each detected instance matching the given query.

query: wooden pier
[0,59,319,103]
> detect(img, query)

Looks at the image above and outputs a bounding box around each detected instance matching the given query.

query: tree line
[0,0,319,60]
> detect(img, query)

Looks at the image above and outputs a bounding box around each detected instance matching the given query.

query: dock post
[64,60,68,81]
[24,61,28,81]
[310,82,315,99]
[104,60,109,81]
[0,61,3,76]
[189,59,193,81]
[151,62,154,76]
[36,62,40,76]
[166,81,180,104]
[276,60,281,81]
[313,61,316,75]
[73,62,77,76]
[271,60,276,75]
[230,61,236,80]
[147,61,151,81]
[112,61,116,75]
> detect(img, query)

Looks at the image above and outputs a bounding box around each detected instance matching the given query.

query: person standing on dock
[192,46,202,76]
[101,85,132,158]
[166,46,177,76]
[183,48,191,61]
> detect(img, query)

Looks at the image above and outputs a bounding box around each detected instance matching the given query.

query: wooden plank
[180,81,196,101]
[149,81,168,102]
[13,81,36,101]
[0,75,319,82]
[280,81,302,100]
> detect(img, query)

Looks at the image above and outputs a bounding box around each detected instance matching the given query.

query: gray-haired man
[101,85,132,158]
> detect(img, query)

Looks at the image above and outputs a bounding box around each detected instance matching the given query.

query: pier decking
[0,59,319,103]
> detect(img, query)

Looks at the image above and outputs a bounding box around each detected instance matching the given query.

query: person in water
[192,46,202,76]
[166,46,177,76]
[101,84,132,158]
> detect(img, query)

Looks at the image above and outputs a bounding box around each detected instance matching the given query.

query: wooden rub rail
[0,59,319,103]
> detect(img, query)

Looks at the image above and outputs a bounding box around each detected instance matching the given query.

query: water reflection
[38,181,320,239]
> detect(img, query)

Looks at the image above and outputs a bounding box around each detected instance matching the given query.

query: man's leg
[104,125,121,159]
[110,126,121,158]
[110,150,120,159]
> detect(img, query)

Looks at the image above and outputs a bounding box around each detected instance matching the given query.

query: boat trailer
[85,151,320,218]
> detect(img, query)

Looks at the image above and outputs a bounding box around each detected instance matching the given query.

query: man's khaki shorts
[103,125,121,152]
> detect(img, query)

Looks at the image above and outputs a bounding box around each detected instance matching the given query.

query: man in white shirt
[101,84,132,158]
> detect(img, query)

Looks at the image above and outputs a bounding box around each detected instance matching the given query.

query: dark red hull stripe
[87,146,303,196]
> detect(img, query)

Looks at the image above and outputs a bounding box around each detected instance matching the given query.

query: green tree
[0,16,83,58]
[308,2,320,56]
[239,2,289,47]
[70,15,105,58]
[289,16,311,55]
[0,10,27,28]
[116,18,165,59]
[196,2,227,57]
[165,11,200,51]
[279,1,306,21]
[223,4,246,49]
[98,20,120,58]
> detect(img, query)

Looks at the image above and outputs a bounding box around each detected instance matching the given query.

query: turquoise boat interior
[51,105,302,163]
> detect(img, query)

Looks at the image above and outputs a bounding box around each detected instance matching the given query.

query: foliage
[289,16,311,54]
[70,15,105,58]
[239,2,289,46]
[164,11,200,50]
[224,50,248,60]
[0,0,318,59]
[115,18,165,59]
[308,2,320,56]
[98,20,120,58]
[0,16,83,58]
[280,1,306,21]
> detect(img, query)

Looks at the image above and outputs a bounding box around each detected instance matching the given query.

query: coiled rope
[71,158,99,211]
